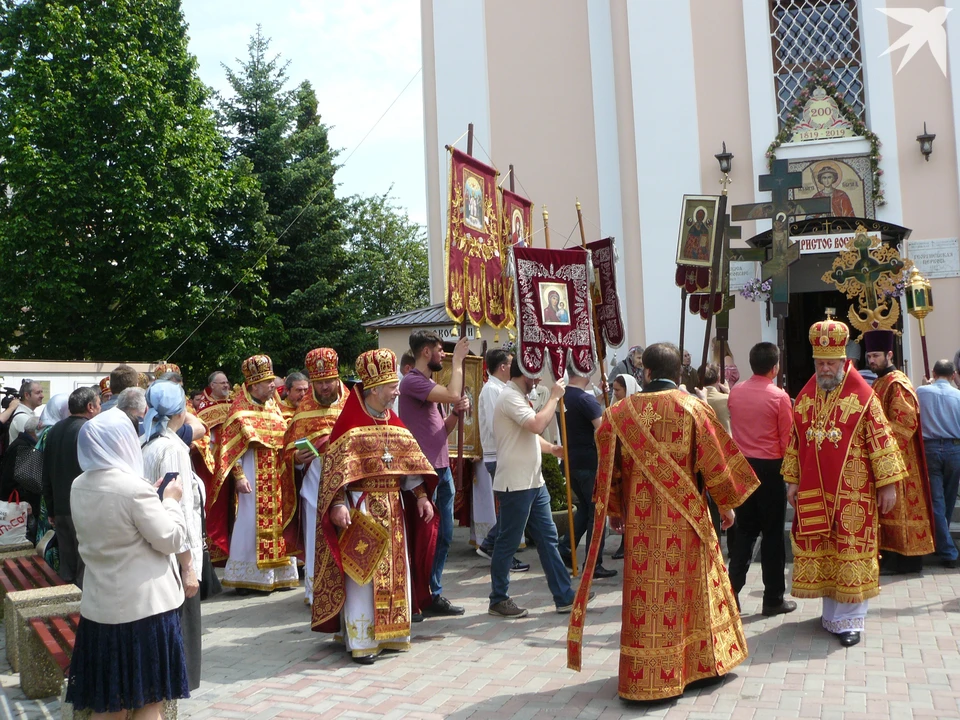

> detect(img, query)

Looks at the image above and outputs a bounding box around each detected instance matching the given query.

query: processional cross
[824,231,905,312]
[730,159,831,316]
[730,159,832,386]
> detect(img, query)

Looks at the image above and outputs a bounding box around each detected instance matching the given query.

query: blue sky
[180,0,428,225]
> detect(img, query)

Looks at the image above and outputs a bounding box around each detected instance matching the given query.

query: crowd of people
[0,316,958,709]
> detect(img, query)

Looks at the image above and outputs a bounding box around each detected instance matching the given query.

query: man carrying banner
[282,349,348,604]
[784,315,905,646]
[312,349,438,664]
[567,343,758,701]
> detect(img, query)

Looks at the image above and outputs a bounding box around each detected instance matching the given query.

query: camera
[1,387,20,411]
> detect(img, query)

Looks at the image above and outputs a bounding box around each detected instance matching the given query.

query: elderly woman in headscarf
[141,381,205,692]
[66,408,190,718]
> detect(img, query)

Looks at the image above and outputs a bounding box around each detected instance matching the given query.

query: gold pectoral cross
[381,448,394,468]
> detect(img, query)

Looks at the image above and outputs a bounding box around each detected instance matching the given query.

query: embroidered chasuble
[782,362,907,602]
[214,386,295,570]
[279,396,297,423]
[871,370,936,556]
[279,383,349,565]
[312,385,439,643]
[190,390,233,562]
[567,388,759,702]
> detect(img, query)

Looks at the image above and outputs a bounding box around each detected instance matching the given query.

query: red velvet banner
[585,237,625,348]
[512,246,596,381]
[502,189,533,248]
[444,148,510,329]
[689,292,723,319]
[675,265,712,293]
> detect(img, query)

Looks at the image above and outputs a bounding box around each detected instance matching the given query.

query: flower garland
[766,71,885,207]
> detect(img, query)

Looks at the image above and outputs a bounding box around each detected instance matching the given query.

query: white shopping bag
[0,492,30,546]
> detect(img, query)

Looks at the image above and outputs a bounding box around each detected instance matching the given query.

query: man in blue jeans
[488,358,587,618]
[917,359,960,568]
[399,331,471,616]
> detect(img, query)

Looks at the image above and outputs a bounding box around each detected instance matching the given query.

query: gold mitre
[241,354,276,386]
[356,348,398,389]
[305,348,339,382]
[809,310,849,360]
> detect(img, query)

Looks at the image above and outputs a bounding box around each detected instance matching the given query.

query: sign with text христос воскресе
[790,231,882,255]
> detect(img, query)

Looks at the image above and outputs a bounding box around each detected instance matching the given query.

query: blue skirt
[65,609,190,712]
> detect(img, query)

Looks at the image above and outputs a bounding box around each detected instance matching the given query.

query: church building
[418,0,960,393]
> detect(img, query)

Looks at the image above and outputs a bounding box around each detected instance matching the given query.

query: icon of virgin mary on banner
[585,238,625,349]
[444,148,512,330]
[511,246,597,381]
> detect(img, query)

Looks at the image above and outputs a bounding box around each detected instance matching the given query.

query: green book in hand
[294,438,319,457]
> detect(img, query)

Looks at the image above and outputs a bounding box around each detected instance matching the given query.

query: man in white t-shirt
[475,348,529,572]
[8,380,44,443]
[488,358,577,619]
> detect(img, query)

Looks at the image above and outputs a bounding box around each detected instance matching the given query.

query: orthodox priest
[191,370,234,563]
[784,315,906,646]
[281,348,348,605]
[567,343,759,702]
[217,355,299,592]
[312,348,439,665]
[864,329,936,575]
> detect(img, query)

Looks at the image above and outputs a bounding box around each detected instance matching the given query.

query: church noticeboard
[729,261,757,293]
[907,238,960,279]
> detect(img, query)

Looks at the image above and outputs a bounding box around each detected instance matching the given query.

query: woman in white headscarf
[141,381,205,691]
[66,408,190,717]
[38,393,71,433]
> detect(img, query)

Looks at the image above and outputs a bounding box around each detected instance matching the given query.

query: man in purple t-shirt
[399,331,471,617]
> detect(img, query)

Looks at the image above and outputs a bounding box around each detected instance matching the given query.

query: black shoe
[593,565,618,579]
[423,595,465,616]
[559,552,573,569]
[411,612,423,623]
[352,654,376,665]
[510,557,530,572]
[942,558,959,569]
[838,631,861,647]
[761,600,797,616]
[612,541,624,560]
[234,588,250,597]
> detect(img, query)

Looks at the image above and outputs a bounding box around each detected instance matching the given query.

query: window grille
[769,0,865,128]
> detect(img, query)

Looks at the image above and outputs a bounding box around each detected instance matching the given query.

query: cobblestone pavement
[3,528,960,719]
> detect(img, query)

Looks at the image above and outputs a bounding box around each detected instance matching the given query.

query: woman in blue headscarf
[141,381,205,691]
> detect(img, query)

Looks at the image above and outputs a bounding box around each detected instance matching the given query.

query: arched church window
[769,0,865,128]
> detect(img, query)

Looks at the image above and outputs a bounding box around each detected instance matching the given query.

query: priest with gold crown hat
[217,354,299,592]
[862,327,936,575]
[280,348,349,604]
[783,313,907,647]
[312,348,439,665]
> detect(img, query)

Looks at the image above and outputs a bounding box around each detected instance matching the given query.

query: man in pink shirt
[727,342,796,616]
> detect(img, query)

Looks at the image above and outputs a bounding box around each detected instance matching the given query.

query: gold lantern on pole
[904,266,934,379]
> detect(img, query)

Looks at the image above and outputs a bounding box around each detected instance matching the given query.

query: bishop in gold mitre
[783,314,907,647]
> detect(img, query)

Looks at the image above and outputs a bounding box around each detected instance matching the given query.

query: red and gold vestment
[782,363,907,602]
[213,386,295,570]
[190,389,233,561]
[567,388,759,702]
[312,385,438,641]
[872,370,935,556]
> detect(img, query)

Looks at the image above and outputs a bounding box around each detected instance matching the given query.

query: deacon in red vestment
[280,348,348,605]
[784,315,906,647]
[217,355,299,592]
[191,370,234,563]
[312,348,439,665]
[567,343,759,702]
[864,330,936,575]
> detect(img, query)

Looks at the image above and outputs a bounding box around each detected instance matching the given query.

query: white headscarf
[616,374,640,397]
[39,393,70,429]
[78,407,145,478]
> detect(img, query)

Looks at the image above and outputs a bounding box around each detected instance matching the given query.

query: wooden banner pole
[543,206,578,577]
[576,200,609,409]
[455,123,475,503]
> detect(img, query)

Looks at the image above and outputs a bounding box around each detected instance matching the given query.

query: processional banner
[502,189,533,248]
[585,238,625,348]
[512,246,596,381]
[444,148,511,330]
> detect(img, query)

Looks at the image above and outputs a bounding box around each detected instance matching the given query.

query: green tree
[341,191,430,359]
[218,28,352,374]
[0,0,270,379]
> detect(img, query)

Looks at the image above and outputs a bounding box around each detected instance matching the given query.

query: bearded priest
[784,314,907,647]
